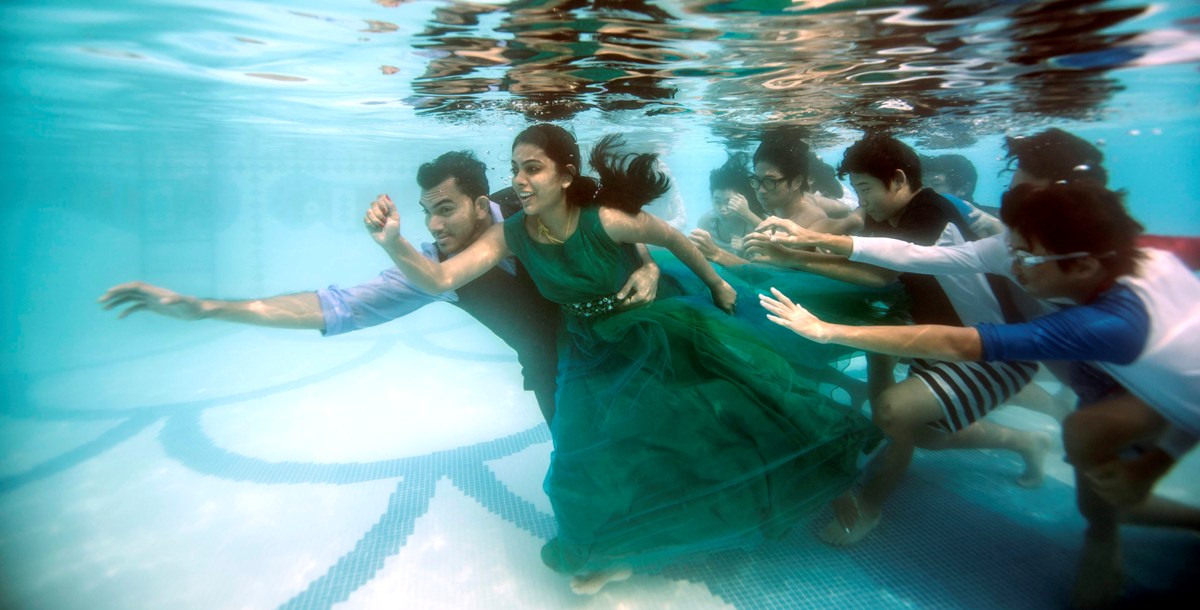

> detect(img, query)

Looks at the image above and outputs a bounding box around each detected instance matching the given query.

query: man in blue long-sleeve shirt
[761,181,1199,609]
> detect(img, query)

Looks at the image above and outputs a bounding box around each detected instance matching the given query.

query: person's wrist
[382,237,408,258]
[818,234,848,254]
[813,322,839,344]
[777,245,801,260]
[196,298,218,319]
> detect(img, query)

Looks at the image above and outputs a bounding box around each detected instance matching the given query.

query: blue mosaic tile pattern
[1,329,1197,609]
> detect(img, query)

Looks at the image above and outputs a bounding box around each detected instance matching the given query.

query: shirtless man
[691,131,854,267]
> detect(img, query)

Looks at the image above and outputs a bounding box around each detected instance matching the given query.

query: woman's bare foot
[819,492,882,546]
[570,567,632,595]
[1016,431,1052,488]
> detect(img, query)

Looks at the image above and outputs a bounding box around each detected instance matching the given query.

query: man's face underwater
[419,177,489,255]
[926,172,968,200]
[849,172,907,223]
[752,160,797,214]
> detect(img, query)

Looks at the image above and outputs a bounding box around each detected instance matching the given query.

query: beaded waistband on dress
[562,293,619,318]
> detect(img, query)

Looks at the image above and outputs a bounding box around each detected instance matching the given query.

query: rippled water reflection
[391,0,1200,141]
[3,0,1197,147]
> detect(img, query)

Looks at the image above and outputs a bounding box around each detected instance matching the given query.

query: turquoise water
[2,1,1199,608]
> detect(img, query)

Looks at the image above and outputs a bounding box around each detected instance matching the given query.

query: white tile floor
[1,305,1197,609]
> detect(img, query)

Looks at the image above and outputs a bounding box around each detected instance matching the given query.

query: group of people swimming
[99,123,1199,608]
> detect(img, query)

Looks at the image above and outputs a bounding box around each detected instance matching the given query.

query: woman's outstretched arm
[600,207,736,313]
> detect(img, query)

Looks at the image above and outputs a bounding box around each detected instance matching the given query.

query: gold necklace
[536,207,578,245]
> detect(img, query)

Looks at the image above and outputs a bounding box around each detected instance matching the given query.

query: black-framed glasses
[1008,247,1114,269]
[749,175,785,191]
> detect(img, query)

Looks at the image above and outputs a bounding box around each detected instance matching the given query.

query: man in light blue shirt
[100,151,662,423]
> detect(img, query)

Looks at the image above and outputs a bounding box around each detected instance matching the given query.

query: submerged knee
[870,389,905,433]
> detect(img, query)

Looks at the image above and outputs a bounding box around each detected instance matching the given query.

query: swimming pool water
[2,1,1198,608]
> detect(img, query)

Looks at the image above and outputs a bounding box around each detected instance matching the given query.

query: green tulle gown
[504,206,884,575]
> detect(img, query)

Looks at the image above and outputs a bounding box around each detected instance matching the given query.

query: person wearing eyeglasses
[760,181,1199,610]
[743,133,1054,547]
[690,129,856,267]
[753,129,1129,420]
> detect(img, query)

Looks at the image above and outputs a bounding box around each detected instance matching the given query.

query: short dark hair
[709,153,765,217]
[837,133,923,191]
[753,131,811,189]
[1000,182,1143,277]
[416,151,489,199]
[1003,128,1108,186]
[924,154,978,200]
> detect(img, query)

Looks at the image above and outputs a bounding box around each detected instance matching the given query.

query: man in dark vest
[98,151,661,424]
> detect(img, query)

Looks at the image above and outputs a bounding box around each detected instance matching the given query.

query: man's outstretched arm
[99,266,448,335]
[99,282,325,329]
[759,287,982,360]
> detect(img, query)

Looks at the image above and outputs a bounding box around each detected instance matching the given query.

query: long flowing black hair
[512,124,670,213]
[588,134,671,214]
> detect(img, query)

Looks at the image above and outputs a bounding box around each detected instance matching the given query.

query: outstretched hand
[751,216,823,248]
[740,216,814,264]
[617,263,659,309]
[98,281,204,320]
[364,194,401,248]
[758,287,827,341]
[739,230,796,264]
[966,206,1004,238]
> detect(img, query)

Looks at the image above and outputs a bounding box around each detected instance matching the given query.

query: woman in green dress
[365,124,880,594]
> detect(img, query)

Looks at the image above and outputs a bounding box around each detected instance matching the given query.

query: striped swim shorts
[908,358,1039,433]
